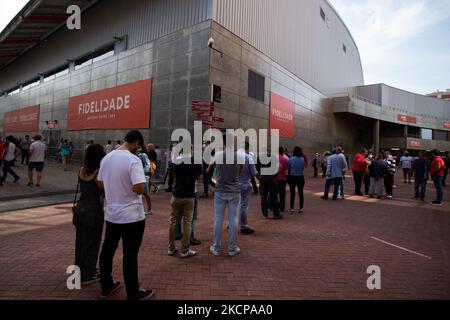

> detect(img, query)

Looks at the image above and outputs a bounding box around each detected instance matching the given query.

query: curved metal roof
[0,0,99,71]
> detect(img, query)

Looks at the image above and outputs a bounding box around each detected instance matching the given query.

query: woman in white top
[2,136,20,184]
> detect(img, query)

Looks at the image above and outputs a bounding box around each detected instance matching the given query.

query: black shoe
[100,282,121,299]
[81,274,101,285]
[14,177,20,183]
[127,288,155,300]
[240,227,255,235]
[321,196,329,200]
[431,201,442,206]
[190,238,202,246]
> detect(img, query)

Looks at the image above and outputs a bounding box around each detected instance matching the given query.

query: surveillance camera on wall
[208,37,215,48]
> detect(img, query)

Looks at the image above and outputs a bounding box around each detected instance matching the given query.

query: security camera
[207,37,215,48]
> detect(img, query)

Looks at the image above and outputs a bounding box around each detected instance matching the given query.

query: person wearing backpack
[137,145,152,216]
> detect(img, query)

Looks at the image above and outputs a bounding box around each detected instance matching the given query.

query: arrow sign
[192,106,214,112]
[192,101,214,107]
[201,120,214,126]
[195,112,213,117]
[212,116,224,123]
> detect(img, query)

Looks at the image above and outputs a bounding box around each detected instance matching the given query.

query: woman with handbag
[73,144,106,285]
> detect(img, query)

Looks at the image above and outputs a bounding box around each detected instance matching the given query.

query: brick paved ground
[0,171,449,300]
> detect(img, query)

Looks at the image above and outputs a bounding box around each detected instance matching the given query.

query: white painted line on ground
[371,236,432,260]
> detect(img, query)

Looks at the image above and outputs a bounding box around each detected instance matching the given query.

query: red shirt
[277,154,289,181]
[353,153,367,172]
[0,143,5,161]
[430,156,445,177]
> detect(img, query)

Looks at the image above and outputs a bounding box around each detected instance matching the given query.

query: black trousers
[21,149,30,165]
[313,166,318,178]
[353,170,364,195]
[75,219,104,280]
[384,174,394,196]
[363,172,371,195]
[288,176,305,210]
[100,220,145,295]
[2,160,19,182]
[251,175,259,194]
[260,177,280,217]
[277,180,287,212]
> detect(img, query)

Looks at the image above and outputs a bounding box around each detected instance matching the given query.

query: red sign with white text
[3,105,40,133]
[397,114,417,124]
[409,139,422,148]
[67,79,152,131]
[444,121,450,129]
[270,92,295,138]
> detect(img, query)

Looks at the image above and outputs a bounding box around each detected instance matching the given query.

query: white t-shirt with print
[98,150,146,224]
[4,143,17,161]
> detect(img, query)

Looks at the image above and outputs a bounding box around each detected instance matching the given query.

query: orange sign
[67,79,152,131]
[270,92,295,138]
[409,139,422,148]
[397,114,417,124]
[3,105,40,133]
[444,121,450,129]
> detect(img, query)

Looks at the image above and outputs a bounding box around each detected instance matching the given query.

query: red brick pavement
[0,172,449,300]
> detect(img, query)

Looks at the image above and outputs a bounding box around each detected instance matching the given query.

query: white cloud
[330,0,450,94]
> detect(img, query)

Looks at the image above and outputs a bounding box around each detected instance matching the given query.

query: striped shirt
[385,156,396,175]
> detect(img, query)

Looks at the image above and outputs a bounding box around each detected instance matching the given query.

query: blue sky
[330,0,450,95]
[1,0,449,95]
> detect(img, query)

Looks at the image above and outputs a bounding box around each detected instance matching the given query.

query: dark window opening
[343,44,347,53]
[248,70,265,102]
[320,7,326,21]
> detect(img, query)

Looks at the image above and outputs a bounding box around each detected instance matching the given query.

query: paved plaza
[0,163,449,300]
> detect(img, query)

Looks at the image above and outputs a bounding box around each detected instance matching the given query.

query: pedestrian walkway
[0,171,449,299]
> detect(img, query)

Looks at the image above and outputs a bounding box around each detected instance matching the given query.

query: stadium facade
[0,0,449,159]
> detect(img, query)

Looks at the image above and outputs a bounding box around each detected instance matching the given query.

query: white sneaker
[209,246,220,256]
[386,195,393,199]
[228,247,241,257]
[180,249,197,258]
[168,248,178,256]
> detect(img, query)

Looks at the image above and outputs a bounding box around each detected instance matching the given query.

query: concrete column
[373,119,380,153]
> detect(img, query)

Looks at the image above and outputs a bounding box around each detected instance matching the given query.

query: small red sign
[195,112,213,117]
[443,121,450,129]
[192,101,214,107]
[409,139,422,148]
[397,114,417,124]
[192,106,214,112]
[212,116,225,123]
[47,120,58,129]
[201,120,213,126]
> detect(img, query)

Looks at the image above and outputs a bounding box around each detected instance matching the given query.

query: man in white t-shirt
[97,130,154,301]
[1,136,20,184]
[104,140,113,154]
[27,135,47,187]
[400,151,413,184]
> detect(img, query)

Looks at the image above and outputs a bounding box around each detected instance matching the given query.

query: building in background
[427,90,450,101]
[0,0,449,162]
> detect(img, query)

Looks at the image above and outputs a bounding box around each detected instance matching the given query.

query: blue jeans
[324,177,342,200]
[432,176,444,203]
[240,184,252,229]
[213,192,240,252]
[338,177,345,197]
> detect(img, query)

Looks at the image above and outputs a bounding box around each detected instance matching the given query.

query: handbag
[72,180,80,225]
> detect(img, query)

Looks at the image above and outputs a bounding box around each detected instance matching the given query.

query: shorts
[29,162,44,172]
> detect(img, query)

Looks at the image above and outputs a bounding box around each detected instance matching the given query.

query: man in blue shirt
[322,147,348,200]
[239,142,257,234]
